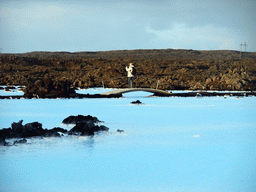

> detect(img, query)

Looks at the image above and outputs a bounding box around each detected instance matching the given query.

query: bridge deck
[101,88,172,96]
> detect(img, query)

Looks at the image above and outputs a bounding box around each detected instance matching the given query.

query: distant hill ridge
[1,48,256,92]
[2,49,256,60]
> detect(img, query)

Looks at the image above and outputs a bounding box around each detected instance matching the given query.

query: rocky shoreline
[0,85,255,99]
[1,50,255,96]
[0,115,112,146]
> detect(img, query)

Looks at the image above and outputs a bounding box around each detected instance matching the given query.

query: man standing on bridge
[126,63,135,88]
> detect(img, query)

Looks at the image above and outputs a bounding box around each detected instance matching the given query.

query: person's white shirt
[126,63,134,77]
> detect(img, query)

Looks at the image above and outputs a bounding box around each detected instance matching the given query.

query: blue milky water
[0,88,255,192]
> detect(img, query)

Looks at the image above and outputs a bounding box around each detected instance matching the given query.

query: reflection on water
[82,136,95,153]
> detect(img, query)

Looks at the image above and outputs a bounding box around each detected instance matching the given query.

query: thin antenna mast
[244,42,247,59]
[240,42,243,60]
[239,42,247,60]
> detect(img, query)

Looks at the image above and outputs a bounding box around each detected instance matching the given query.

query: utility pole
[244,42,247,59]
[240,42,242,60]
[240,42,247,60]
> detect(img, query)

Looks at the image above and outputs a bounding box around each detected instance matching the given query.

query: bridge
[101,88,173,96]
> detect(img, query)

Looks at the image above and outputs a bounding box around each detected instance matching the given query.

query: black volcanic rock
[63,115,108,136]
[0,115,109,146]
[44,127,67,137]
[24,78,75,98]
[130,100,143,104]
[11,120,23,136]
[62,115,101,124]
[0,115,110,145]
[1,115,108,140]
[22,122,45,137]
[1,120,68,139]
[0,136,8,146]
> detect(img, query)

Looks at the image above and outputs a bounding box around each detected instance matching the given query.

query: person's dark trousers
[128,77,134,88]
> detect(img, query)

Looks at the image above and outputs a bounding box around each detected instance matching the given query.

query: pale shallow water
[0,88,256,192]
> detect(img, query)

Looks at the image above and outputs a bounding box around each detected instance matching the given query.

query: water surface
[0,89,255,192]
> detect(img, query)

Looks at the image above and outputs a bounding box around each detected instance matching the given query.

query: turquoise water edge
[0,88,255,192]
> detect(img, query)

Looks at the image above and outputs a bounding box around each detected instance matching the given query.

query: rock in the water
[48,127,67,133]
[117,129,124,133]
[70,121,109,136]
[11,120,23,135]
[43,127,68,137]
[22,122,45,137]
[43,127,67,137]
[71,120,95,132]
[130,100,143,104]
[62,115,101,124]
[64,115,108,136]
[8,120,67,138]
[0,115,109,145]
[81,124,109,136]
[0,136,8,146]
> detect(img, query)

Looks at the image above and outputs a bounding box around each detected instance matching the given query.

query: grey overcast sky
[0,0,255,53]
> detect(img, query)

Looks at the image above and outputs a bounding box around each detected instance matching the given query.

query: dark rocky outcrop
[5,86,16,91]
[63,115,108,136]
[0,120,67,140]
[62,115,101,124]
[130,100,143,104]
[0,136,8,146]
[43,127,67,137]
[23,78,76,98]
[70,121,108,136]
[0,115,110,146]
[10,120,45,138]
[22,122,45,137]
